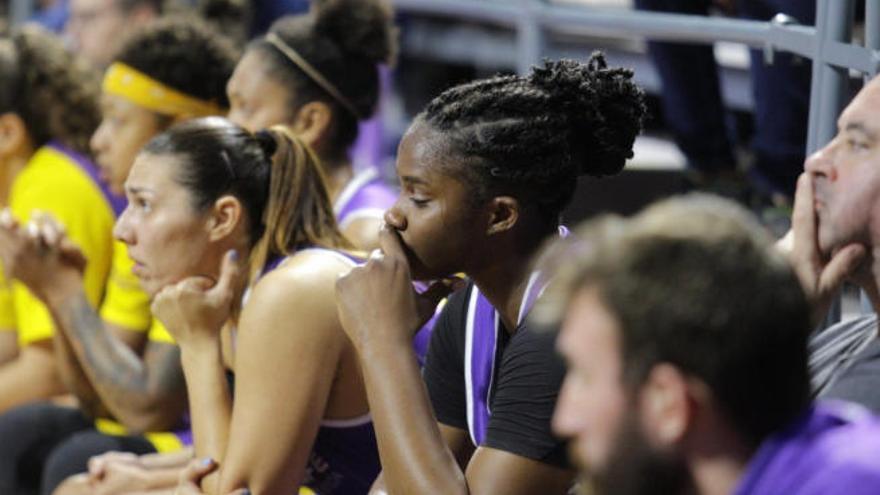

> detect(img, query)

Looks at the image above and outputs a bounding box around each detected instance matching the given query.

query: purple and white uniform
[463,272,548,445]
[302,412,379,495]
[333,167,397,230]
[735,400,880,494]
[463,226,568,445]
[423,227,571,467]
[255,248,431,494]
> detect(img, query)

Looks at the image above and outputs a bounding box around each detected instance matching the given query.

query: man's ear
[0,113,30,158]
[207,195,243,242]
[638,363,694,447]
[485,196,520,236]
[289,101,333,149]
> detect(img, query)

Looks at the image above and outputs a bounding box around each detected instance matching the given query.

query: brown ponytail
[249,125,353,281]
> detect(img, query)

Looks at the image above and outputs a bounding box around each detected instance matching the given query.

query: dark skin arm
[337,228,575,495]
[370,425,475,494]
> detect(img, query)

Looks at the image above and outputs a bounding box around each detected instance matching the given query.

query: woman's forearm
[359,338,467,495]
[179,341,233,494]
[46,289,185,431]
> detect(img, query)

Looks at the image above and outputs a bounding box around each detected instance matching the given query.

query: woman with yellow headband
[226,0,397,251]
[0,18,236,495]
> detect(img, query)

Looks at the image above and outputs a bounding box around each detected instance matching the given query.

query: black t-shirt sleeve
[423,286,470,431]
[484,322,570,468]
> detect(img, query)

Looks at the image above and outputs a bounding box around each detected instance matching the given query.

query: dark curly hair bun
[422,53,646,219]
[529,54,645,178]
[313,0,397,66]
[115,17,238,109]
[255,0,397,157]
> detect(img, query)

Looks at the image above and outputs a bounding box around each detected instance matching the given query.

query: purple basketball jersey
[735,401,880,495]
[333,168,397,228]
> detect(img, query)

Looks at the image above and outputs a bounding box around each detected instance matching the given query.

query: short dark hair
[420,54,646,222]
[143,118,351,280]
[0,26,100,154]
[114,17,237,109]
[248,0,397,162]
[539,194,812,448]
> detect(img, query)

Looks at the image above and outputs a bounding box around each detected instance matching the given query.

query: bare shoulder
[249,250,354,299]
[238,249,358,339]
[342,216,383,251]
[280,249,359,281]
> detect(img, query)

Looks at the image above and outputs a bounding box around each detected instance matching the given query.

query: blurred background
[0,0,872,230]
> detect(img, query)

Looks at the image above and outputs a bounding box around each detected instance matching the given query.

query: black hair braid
[422,53,645,218]
[530,56,646,177]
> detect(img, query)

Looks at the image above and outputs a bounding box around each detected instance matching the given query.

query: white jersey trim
[337,208,386,229]
[333,168,380,216]
[320,412,372,428]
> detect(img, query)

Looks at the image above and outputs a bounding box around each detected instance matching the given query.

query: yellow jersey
[0,143,184,452]
[0,144,115,344]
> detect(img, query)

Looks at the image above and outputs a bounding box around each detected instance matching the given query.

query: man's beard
[591,412,693,495]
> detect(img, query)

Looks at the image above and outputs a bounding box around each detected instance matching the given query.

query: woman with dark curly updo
[226,0,397,250]
[0,18,237,495]
[336,54,646,494]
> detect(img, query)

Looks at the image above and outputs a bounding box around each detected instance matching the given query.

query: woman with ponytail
[113,117,378,494]
[226,0,397,250]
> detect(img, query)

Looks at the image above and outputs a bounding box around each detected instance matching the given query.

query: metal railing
[391,0,876,323]
[9,0,875,150]
[392,0,879,154]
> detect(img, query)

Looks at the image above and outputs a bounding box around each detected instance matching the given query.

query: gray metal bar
[392,0,523,25]
[807,0,827,153]
[536,7,812,56]
[868,0,880,77]
[807,0,855,153]
[395,0,806,51]
[862,290,874,313]
[869,0,880,50]
[517,0,545,75]
[824,39,880,74]
[393,0,877,73]
[10,0,35,26]
[811,0,855,324]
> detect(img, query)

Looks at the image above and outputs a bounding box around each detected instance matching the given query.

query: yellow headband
[102,63,225,118]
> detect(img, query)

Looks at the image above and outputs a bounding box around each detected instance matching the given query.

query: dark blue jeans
[634,0,816,196]
[0,402,155,495]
